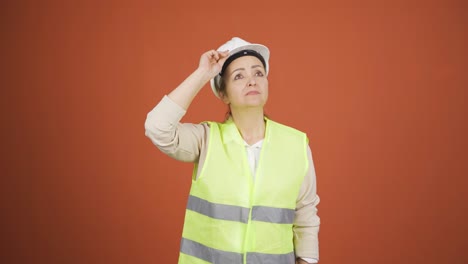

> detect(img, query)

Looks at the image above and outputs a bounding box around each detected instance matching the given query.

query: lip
[245,90,260,95]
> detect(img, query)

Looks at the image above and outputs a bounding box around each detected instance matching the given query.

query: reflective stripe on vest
[187,195,295,224]
[180,238,243,263]
[179,118,308,264]
[181,238,295,264]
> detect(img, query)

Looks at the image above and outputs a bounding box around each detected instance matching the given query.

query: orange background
[1,1,467,263]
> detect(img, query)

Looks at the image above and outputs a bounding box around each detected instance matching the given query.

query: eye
[255,70,264,77]
[234,74,243,80]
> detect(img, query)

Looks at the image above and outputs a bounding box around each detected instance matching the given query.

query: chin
[245,100,267,108]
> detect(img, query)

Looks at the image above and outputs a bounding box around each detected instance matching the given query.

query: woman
[145,37,320,264]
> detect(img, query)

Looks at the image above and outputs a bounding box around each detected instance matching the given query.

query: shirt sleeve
[300,257,318,263]
[294,145,320,261]
[144,95,208,162]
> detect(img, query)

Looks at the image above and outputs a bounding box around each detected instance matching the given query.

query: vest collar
[222,117,271,145]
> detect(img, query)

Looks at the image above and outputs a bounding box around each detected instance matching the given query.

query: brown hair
[216,74,232,120]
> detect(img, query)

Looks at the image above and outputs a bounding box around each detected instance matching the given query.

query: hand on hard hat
[198,49,229,80]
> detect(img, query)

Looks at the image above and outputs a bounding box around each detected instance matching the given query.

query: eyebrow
[230,65,263,76]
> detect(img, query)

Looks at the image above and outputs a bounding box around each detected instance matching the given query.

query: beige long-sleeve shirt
[145,95,320,261]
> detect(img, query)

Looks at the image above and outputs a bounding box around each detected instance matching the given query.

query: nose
[247,76,256,86]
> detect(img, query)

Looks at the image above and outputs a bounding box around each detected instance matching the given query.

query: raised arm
[144,50,229,162]
[168,50,229,110]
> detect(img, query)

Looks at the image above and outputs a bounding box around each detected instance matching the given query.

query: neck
[230,107,266,145]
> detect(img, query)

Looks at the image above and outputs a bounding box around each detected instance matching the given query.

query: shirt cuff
[301,257,318,263]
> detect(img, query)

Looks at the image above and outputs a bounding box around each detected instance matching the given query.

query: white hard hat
[210,37,270,98]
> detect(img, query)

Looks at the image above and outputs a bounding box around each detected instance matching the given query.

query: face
[220,55,268,109]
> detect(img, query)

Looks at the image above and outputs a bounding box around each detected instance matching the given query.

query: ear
[219,92,230,104]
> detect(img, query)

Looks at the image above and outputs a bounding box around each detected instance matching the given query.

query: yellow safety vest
[179,118,309,264]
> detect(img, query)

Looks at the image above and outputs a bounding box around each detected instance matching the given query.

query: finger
[206,50,216,59]
[217,55,229,66]
[219,50,230,57]
[210,50,225,62]
[213,51,220,61]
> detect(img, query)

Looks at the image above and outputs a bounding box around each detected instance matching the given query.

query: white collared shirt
[244,139,263,178]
